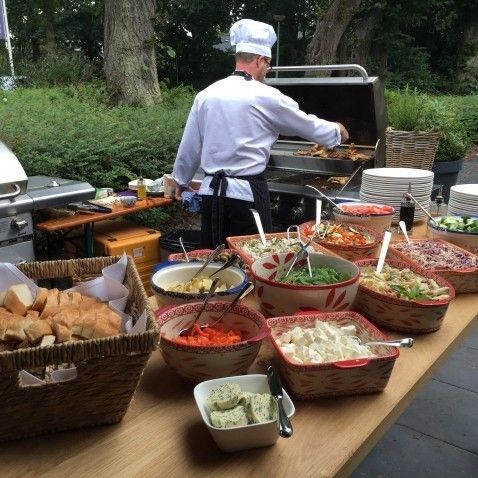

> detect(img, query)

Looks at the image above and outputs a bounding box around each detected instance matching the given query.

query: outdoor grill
[0,141,95,263]
[265,64,386,230]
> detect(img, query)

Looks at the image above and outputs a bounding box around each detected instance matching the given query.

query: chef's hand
[174,183,186,201]
[336,122,349,143]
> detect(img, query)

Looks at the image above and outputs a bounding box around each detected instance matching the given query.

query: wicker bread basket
[385,128,441,170]
[0,256,158,442]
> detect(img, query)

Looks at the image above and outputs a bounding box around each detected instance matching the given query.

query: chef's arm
[172,104,202,200]
[267,95,348,147]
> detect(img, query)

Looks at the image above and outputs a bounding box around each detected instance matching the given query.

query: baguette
[24,320,54,345]
[4,284,34,316]
[0,290,6,306]
[0,314,33,342]
[31,287,48,312]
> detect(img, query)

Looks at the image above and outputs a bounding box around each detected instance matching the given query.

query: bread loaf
[31,287,48,312]
[4,284,34,316]
[0,314,33,342]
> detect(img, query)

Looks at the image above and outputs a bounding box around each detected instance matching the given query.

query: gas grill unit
[0,141,95,263]
[265,64,387,230]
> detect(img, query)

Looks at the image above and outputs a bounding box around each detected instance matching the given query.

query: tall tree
[305,0,362,76]
[104,0,161,106]
[43,0,56,53]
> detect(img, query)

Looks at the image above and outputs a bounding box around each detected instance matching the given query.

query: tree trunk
[43,0,56,54]
[305,0,362,77]
[456,12,478,91]
[104,0,161,106]
[351,5,384,67]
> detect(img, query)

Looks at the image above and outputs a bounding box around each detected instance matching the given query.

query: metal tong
[208,253,240,278]
[282,233,317,280]
[189,244,225,281]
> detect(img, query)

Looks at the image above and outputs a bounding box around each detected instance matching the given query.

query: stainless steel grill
[0,141,95,263]
[265,64,386,229]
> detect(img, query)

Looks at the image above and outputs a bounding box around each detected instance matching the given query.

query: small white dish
[193,374,295,452]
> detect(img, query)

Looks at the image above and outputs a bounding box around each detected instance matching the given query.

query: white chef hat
[230,19,277,58]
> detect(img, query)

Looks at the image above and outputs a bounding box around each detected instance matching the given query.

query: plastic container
[160,229,201,261]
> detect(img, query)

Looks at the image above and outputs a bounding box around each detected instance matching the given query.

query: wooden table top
[2,223,477,478]
[35,196,173,232]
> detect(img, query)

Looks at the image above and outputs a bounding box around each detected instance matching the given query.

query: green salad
[279,266,350,285]
[436,216,478,233]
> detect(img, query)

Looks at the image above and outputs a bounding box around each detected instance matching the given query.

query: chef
[172,18,349,248]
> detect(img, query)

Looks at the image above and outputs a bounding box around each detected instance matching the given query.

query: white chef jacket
[173,74,341,202]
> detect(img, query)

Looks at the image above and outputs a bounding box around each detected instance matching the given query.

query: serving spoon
[208,253,240,278]
[354,337,414,348]
[179,237,190,262]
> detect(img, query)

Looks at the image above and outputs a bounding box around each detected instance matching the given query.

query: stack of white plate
[360,168,434,222]
[448,184,478,216]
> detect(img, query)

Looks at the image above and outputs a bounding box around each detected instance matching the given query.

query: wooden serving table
[35,196,173,257]
[2,225,477,478]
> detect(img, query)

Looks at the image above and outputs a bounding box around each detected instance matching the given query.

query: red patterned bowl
[299,220,382,261]
[156,301,268,381]
[354,258,455,333]
[267,311,399,399]
[251,252,360,317]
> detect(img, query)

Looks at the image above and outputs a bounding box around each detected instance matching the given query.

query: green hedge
[0,83,195,190]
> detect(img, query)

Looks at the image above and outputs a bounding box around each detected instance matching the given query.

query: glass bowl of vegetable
[354,258,455,333]
[333,202,395,234]
[427,215,478,255]
[299,221,382,261]
[250,252,360,317]
[156,302,269,381]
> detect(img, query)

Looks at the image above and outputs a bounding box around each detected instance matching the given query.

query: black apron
[205,170,272,248]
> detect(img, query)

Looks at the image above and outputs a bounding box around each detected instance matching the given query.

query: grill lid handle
[0,183,21,200]
[271,64,368,81]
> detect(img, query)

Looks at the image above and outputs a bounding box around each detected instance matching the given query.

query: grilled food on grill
[295,143,371,161]
[327,176,348,186]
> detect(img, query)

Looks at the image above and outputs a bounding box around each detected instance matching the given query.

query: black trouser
[200,195,272,248]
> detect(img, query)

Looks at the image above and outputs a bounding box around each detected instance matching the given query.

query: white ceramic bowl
[193,374,295,452]
[427,216,478,255]
[251,252,360,317]
[156,302,269,381]
[333,202,395,234]
[119,195,137,208]
[151,261,248,307]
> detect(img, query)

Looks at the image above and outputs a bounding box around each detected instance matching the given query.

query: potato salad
[165,276,229,293]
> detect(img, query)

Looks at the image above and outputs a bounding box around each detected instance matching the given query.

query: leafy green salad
[279,266,350,285]
[435,216,478,233]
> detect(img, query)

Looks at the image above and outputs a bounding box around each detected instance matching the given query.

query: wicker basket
[385,128,441,170]
[0,256,159,442]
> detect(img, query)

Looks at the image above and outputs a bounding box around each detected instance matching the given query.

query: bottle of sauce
[399,183,415,231]
[137,176,147,201]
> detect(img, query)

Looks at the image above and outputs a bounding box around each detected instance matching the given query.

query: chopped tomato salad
[172,323,243,346]
[339,204,393,215]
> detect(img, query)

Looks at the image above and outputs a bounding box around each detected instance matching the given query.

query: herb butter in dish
[194,374,295,452]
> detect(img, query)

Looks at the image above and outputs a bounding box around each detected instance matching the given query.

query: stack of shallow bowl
[448,184,478,216]
[360,168,434,222]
